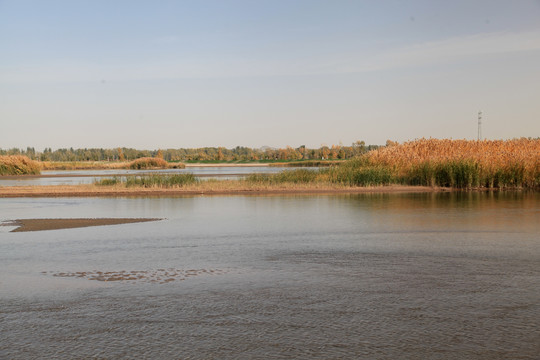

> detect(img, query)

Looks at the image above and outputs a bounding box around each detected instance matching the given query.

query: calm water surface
[1,192,539,359]
[0,166,297,186]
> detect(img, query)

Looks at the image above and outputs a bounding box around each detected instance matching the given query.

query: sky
[1,0,539,150]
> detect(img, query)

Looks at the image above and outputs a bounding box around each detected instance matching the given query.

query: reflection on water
[1,192,539,359]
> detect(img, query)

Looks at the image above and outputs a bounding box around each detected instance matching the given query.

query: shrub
[129,157,170,169]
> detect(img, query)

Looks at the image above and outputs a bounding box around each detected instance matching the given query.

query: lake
[1,192,539,359]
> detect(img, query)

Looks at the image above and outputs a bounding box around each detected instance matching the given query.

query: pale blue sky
[1,0,539,150]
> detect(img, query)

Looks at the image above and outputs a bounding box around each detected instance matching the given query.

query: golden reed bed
[369,138,539,171]
[365,138,539,188]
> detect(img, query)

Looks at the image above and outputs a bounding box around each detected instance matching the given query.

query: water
[0,166,299,186]
[1,192,539,359]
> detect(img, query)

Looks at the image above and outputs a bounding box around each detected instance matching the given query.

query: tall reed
[366,138,539,188]
[326,158,394,186]
[0,155,41,175]
[40,158,185,170]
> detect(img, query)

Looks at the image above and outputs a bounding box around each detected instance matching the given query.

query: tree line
[0,142,380,162]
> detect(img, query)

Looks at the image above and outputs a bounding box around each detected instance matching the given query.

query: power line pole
[477,111,482,141]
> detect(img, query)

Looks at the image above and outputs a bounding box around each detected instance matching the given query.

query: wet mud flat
[3,218,161,232]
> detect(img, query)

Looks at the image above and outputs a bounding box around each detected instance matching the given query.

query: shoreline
[0,173,251,179]
[0,184,449,198]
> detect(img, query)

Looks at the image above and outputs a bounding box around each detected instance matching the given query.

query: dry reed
[40,158,185,170]
[0,155,41,175]
[365,138,539,188]
[40,161,128,170]
[128,157,169,169]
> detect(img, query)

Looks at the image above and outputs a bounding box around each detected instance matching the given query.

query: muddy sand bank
[0,184,447,198]
[4,218,161,232]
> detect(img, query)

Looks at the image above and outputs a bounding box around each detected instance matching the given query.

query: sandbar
[7,218,161,232]
[0,184,448,198]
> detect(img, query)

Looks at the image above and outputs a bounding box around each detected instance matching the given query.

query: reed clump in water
[129,157,171,169]
[0,155,41,175]
[95,174,198,188]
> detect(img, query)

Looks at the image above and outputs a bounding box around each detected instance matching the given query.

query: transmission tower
[477,111,482,141]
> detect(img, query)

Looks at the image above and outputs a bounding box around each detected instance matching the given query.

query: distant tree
[330,145,339,159]
[321,146,330,160]
[118,148,125,161]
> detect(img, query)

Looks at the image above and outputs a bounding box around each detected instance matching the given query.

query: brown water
[1,192,539,359]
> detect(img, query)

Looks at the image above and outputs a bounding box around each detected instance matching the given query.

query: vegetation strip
[2,143,375,163]
[2,139,539,189]
[8,218,162,232]
[0,156,184,175]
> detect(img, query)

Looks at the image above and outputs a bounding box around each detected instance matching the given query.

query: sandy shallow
[0,184,447,198]
[6,218,161,232]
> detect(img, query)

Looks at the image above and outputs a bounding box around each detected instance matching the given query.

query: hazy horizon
[1,0,539,150]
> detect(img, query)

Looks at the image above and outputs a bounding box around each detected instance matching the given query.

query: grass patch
[95,177,121,186]
[0,155,41,175]
[96,174,198,188]
[327,165,394,186]
[246,169,320,184]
